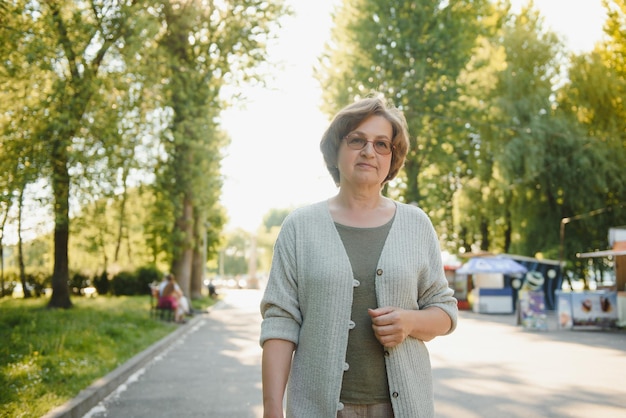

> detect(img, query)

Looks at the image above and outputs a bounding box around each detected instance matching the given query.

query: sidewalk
[48,289,625,418]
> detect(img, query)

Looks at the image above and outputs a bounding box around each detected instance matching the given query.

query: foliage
[109,271,137,296]
[0,271,50,299]
[69,272,89,295]
[317,0,495,240]
[135,265,162,289]
[554,0,626,278]
[262,208,291,232]
[109,266,161,296]
[256,225,281,275]
[254,208,291,273]
[93,271,109,296]
[0,0,161,308]
[2,0,625,290]
[318,0,626,282]
[458,2,566,256]
[0,0,290,309]
[69,187,170,275]
[147,0,289,297]
[219,228,253,276]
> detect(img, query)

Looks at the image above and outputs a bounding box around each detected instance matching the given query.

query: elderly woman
[260,96,458,418]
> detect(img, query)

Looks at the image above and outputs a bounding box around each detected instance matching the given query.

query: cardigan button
[384,350,390,357]
[343,362,350,371]
[392,391,399,398]
[348,320,355,329]
[353,279,360,287]
[376,269,383,276]
[337,402,344,411]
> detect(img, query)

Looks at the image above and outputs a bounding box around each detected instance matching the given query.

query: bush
[93,271,109,296]
[135,265,162,295]
[110,271,137,296]
[0,280,15,298]
[30,273,50,297]
[70,272,90,295]
[2,272,49,298]
[109,266,162,296]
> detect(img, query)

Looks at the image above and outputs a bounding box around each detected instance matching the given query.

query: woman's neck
[329,193,395,228]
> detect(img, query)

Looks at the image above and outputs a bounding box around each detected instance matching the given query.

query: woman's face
[337,115,393,189]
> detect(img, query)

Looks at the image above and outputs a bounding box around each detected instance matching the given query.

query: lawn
[0,294,217,418]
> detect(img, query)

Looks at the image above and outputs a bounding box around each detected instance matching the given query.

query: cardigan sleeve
[259,216,302,347]
[415,208,458,335]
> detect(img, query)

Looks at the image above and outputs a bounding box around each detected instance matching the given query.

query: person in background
[160,272,192,317]
[208,280,218,298]
[158,273,169,297]
[260,96,458,418]
[158,273,186,324]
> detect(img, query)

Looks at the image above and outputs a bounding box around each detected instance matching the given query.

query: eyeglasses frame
[342,134,395,155]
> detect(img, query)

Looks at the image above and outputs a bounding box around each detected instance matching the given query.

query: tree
[0,0,52,297]
[254,207,291,274]
[554,0,626,278]
[0,1,154,308]
[262,208,291,231]
[451,0,626,279]
[478,3,564,256]
[0,0,291,302]
[317,0,492,238]
[147,0,289,299]
[452,9,510,253]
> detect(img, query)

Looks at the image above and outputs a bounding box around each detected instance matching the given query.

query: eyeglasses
[343,133,394,155]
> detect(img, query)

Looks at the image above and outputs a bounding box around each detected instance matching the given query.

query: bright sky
[220,0,607,232]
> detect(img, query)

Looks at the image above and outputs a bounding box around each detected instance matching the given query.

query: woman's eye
[375,141,390,151]
[349,137,367,147]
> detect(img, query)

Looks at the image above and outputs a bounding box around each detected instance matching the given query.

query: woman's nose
[360,141,375,155]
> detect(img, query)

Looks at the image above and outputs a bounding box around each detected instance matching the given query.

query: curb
[41,313,205,418]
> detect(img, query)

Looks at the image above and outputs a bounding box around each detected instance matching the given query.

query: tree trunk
[99,225,109,274]
[0,205,7,297]
[172,195,193,297]
[114,168,129,263]
[247,234,259,289]
[480,218,490,252]
[190,215,204,299]
[504,213,512,254]
[403,156,422,206]
[17,185,31,298]
[191,246,204,299]
[47,139,72,309]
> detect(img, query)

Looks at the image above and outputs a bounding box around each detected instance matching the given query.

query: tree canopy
[317,0,626,282]
[0,0,289,305]
[2,0,625,297]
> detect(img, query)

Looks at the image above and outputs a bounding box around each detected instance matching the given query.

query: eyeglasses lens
[344,135,393,155]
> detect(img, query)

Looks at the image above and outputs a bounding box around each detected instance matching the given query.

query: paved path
[429,311,626,417]
[79,289,626,418]
[83,289,263,418]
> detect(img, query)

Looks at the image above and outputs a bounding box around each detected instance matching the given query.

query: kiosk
[457,255,527,314]
[556,290,618,329]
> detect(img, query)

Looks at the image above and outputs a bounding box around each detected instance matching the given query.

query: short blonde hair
[320,96,410,185]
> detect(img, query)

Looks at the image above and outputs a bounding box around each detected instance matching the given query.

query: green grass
[0,294,218,418]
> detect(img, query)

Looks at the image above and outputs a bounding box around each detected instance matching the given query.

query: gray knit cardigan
[260,200,458,418]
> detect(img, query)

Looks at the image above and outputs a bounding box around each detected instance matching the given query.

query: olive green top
[336,220,393,403]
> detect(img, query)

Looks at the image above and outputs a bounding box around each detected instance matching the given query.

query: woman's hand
[368,307,411,348]
[369,306,452,346]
